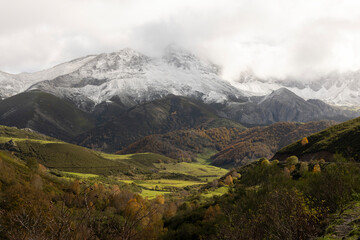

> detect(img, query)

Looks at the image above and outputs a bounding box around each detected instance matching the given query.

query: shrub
[312,164,321,173]
[284,167,291,178]
[286,156,299,166]
[261,159,271,166]
[271,160,279,165]
[299,162,309,175]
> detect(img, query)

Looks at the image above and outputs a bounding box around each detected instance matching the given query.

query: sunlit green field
[195,148,218,165]
[140,189,171,199]
[63,172,99,179]
[154,162,228,182]
[201,186,229,198]
[0,137,61,144]
[120,179,206,190]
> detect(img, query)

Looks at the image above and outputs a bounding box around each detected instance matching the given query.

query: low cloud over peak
[1,0,360,81]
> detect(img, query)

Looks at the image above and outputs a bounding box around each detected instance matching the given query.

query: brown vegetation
[120,121,335,167]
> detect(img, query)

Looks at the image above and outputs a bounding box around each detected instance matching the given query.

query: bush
[299,162,309,175]
[286,156,298,166]
[261,159,271,166]
[271,160,279,165]
[312,164,321,173]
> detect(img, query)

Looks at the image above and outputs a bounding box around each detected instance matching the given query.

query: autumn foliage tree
[313,164,321,173]
[224,175,233,185]
[301,137,309,145]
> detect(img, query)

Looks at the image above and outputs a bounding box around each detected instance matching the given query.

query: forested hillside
[121,121,335,167]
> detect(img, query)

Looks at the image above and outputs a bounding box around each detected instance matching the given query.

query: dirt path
[325,202,360,239]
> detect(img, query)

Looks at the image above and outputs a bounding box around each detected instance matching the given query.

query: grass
[201,187,229,198]
[101,152,175,164]
[62,172,99,179]
[0,125,57,141]
[0,125,230,201]
[3,137,175,176]
[120,179,206,190]
[278,116,360,159]
[319,201,360,239]
[97,152,133,160]
[140,189,171,199]
[154,161,228,182]
[3,135,226,181]
[0,137,61,144]
[195,148,218,165]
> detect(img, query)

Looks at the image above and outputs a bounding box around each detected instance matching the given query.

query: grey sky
[1,0,360,80]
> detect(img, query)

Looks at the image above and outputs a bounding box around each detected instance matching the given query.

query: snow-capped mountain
[232,70,360,107]
[0,56,96,99]
[0,46,245,110]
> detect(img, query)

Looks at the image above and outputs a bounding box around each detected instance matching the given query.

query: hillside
[0,125,57,141]
[0,91,95,141]
[211,120,336,167]
[0,125,228,181]
[273,116,360,161]
[2,124,360,239]
[119,127,246,162]
[0,91,244,152]
[163,155,360,240]
[120,121,334,167]
[76,95,245,152]
[0,150,174,239]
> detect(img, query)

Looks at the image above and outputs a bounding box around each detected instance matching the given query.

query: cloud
[1,0,360,81]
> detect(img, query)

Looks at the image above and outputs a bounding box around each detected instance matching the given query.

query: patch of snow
[25,47,244,109]
[0,56,96,98]
[232,70,360,107]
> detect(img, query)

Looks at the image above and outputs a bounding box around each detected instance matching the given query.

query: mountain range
[2,46,360,240]
[233,69,360,107]
[0,46,358,153]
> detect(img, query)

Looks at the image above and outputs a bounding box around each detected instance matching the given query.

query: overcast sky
[1,0,360,80]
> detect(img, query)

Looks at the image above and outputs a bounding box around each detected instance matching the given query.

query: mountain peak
[270,87,295,96]
[232,70,360,107]
[17,47,244,109]
[258,88,302,105]
[162,45,220,74]
[163,44,193,56]
[237,69,259,83]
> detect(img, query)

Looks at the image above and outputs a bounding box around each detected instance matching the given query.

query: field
[63,172,100,179]
[154,161,228,181]
[120,179,205,190]
[201,186,229,198]
[0,137,61,144]
[0,126,231,200]
[195,148,218,165]
[140,189,171,199]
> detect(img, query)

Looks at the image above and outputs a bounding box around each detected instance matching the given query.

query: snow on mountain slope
[232,70,360,107]
[27,46,245,109]
[0,56,96,99]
